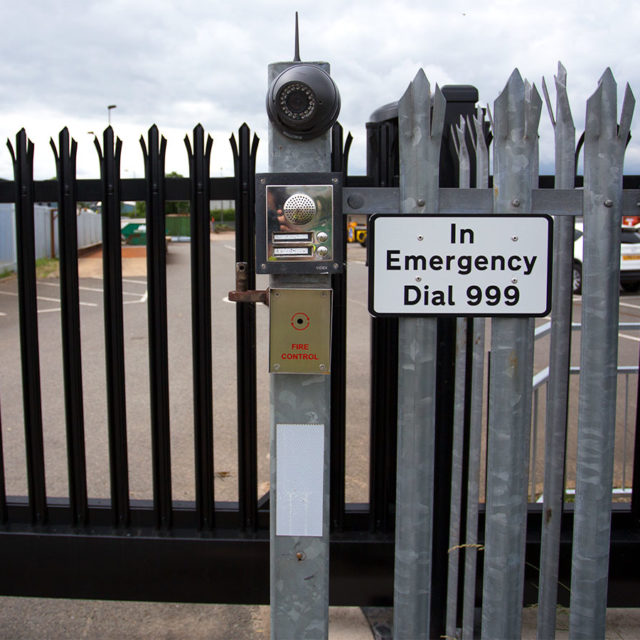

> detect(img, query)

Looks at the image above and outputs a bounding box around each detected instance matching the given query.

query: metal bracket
[228,262,270,305]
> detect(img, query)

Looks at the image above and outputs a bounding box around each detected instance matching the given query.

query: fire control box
[255,172,343,274]
[269,288,332,374]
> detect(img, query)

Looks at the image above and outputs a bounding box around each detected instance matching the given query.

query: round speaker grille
[282,193,316,226]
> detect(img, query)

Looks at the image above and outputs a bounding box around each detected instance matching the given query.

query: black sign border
[367,213,554,318]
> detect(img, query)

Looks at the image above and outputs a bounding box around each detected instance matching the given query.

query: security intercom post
[262,22,340,640]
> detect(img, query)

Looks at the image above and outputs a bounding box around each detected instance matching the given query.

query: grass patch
[35,257,59,279]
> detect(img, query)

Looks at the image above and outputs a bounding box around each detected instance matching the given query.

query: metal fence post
[140,126,172,531]
[268,59,333,639]
[445,120,469,639]
[230,124,261,533]
[393,69,445,640]
[50,128,88,528]
[461,107,489,640]
[537,61,576,639]
[7,130,47,526]
[94,128,131,528]
[481,70,541,640]
[569,69,635,639]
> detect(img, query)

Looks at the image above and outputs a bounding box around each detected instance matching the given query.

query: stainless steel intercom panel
[255,172,343,274]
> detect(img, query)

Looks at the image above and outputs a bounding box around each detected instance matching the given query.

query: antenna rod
[294,12,301,62]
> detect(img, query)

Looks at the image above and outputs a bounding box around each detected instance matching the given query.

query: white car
[573,222,640,294]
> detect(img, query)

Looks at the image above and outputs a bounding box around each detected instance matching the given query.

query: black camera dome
[267,64,341,140]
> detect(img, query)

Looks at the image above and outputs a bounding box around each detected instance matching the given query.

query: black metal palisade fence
[0,122,385,605]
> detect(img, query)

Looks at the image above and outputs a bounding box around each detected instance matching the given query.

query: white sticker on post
[276,423,325,537]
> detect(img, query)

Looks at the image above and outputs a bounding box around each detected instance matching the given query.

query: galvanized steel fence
[380,63,638,639]
[0,62,639,640]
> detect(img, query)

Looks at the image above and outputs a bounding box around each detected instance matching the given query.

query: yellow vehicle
[347,220,367,246]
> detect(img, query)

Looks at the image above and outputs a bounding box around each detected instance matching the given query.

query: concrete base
[0,599,373,639]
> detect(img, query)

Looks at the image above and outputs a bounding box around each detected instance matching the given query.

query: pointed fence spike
[557,61,567,87]
[431,84,447,140]
[451,124,461,158]
[542,76,556,128]
[50,137,59,161]
[618,83,636,144]
[554,71,574,131]
[184,135,193,158]
[525,83,543,142]
[486,103,494,132]
[468,115,478,153]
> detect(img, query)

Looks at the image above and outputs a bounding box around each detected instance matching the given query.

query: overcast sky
[1,0,638,181]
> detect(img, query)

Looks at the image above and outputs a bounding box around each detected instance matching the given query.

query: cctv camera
[267,64,341,141]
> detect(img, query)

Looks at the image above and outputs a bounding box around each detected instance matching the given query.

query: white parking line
[0,290,97,307]
[39,281,144,297]
[124,291,148,304]
[38,281,143,297]
[619,333,640,342]
[620,301,640,311]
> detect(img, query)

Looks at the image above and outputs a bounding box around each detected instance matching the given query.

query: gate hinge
[228,262,269,305]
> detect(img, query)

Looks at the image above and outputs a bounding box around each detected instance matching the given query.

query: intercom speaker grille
[283,193,317,226]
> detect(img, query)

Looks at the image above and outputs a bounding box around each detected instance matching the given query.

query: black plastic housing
[267,64,341,141]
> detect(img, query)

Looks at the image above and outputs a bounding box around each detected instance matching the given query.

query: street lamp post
[107,105,117,125]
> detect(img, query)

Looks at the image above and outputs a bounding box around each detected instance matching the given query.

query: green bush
[210,208,235,222]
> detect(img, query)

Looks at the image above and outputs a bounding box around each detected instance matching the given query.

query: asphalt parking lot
[0,235,373,505]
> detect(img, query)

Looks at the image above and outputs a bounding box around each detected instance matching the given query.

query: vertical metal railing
[51,128,88,528]
[0,407,6,525]
[7,129,48,526]
[330,123,352,532]
[95,127,130,528]
[443,111,491,639]
[460,106,489,640]
[230,123,260,532]
[569,70,635,639]
[482,70,541,640]
[445,316,469,638]
[445,119,470,639]
[141,126,172,530]
[368,119,399,534]
[530,362,638,505]
[393,69,445,640]
[537,62,576,638]
[186,124,215,531]
[632,345,640,522]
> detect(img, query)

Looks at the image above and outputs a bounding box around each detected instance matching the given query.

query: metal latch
[228,262,269,305]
